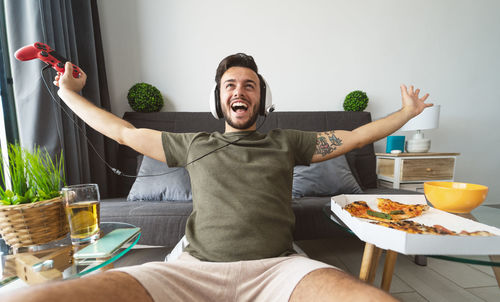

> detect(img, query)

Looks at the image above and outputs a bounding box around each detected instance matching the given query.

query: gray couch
[101,111,415,249]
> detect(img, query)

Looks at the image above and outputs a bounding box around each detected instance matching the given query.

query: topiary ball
[127,83,164,112]
[343,90,369,112]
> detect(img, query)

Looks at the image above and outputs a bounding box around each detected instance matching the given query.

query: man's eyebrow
[223,79,257,85]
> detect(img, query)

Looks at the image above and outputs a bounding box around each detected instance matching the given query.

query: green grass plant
[26,147,66,201]
[0,143,65,205]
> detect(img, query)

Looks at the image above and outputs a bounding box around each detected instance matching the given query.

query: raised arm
[54,62,165,162]
[311,85,431,163]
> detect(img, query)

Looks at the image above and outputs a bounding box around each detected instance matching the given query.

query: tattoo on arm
[314,131,343,157]
[328,131,343,147]
[315,136,333,156]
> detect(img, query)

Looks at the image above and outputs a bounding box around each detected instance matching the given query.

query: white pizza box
[331,194,500,255]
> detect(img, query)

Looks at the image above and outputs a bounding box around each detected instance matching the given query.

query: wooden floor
[296,235,500,302]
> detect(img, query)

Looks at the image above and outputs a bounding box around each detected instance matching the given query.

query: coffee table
[0,222,141,288]
[323,203,500,290]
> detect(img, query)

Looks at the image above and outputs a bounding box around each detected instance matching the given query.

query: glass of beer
[62,184,101,246]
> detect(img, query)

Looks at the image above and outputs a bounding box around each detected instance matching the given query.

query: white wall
[97,0,500,205]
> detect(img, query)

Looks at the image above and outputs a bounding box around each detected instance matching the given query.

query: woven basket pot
[0,196,69,249]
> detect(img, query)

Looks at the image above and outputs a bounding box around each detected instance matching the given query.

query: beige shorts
[116,252,336,302]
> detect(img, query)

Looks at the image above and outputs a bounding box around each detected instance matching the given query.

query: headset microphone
[266,105,275,114]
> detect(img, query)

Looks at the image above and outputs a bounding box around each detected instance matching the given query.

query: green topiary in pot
[127,82,164,112]
[343,90,369,112]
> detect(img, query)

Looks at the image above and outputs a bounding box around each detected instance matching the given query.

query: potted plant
[127,82,164,112]
[343,90,369,112]
[0,143,68,249]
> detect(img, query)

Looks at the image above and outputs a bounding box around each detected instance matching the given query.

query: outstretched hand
[400,84,432,118]
[53,62,87,93]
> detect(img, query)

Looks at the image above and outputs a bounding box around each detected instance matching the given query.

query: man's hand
[400,84,432,118]
[53,62,87,94]
[312,85,432,163]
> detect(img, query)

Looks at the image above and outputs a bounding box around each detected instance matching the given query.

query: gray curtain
[4,0,117,197]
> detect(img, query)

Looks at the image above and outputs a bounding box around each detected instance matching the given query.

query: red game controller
[15,42,81,78]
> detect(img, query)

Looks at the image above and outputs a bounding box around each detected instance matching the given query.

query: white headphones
[209,75,273,119]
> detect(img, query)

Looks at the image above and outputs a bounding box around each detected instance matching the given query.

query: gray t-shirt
[162,129,317,262]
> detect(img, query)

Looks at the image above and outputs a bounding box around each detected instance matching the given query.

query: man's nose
[233,85,244,97]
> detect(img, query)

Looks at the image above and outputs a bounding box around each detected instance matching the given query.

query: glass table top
[323,203,500,267]
[1,222,141,287]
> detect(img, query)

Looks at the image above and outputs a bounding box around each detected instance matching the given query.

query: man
[4,53,430,301]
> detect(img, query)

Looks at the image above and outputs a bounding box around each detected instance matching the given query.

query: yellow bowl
[424,181,488,213]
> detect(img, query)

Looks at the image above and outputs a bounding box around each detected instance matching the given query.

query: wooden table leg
[381,250,398,291]
[360,243,382,284]
[368,247,382,283]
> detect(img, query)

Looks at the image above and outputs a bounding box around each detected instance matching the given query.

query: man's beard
[223,108,259,130]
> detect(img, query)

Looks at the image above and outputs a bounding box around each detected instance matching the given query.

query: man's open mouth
[231,102,248,113]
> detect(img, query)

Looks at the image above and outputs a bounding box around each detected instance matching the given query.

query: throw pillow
[292,155,363,198]
[127,156,192,201]
[345,152,364,189]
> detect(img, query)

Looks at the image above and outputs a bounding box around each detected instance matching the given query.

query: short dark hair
[215,53,259,86]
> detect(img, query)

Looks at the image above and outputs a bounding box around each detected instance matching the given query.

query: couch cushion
[292,155,362,198]
[100,200,192,248]
[127,156,192,202]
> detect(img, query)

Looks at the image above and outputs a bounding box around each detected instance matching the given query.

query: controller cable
[40,65,272,178]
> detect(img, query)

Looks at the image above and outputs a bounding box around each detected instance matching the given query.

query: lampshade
[399,105,440,153]
[400,105,440,131]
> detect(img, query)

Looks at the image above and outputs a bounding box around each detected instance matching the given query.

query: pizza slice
[342,199,495,236]
[344,201,399,222]
[376,198,429,220]
[371,220,450,235]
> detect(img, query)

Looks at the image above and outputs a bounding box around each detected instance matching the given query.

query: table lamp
[399,105,440,152]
